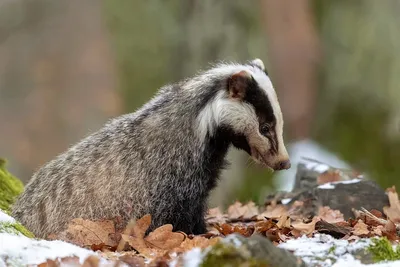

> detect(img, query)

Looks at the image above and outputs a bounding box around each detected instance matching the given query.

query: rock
[265,162,389,220]
[186,233,306,267]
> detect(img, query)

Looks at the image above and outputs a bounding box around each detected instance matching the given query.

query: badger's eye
[260,124,269,135]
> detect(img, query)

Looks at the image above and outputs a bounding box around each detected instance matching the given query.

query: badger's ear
[227,70,251,100]
[251,58,265,71]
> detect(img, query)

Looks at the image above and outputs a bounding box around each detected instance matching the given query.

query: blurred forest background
[1,0,400,209]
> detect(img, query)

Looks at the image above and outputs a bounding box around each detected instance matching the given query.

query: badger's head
[196,58,290,171]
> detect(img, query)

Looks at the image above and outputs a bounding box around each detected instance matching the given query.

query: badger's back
[11,83,230,237]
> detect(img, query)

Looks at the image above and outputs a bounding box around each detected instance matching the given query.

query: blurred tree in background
[0,0,121,182]
[313,0,400,189]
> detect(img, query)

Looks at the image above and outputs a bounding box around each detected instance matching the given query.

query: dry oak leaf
[292,217,320,235]
[206,207,228,224]
[118,214,152,254]
[258,204,288,220]
[276,215,291,229]
[372,225,384,236]
[37,256,81,267]
[57,218,117,247]
[383,187,400,223]
[352,219,369,236]
[145,224,186,250]
[227,201,259,220]
[318,206,345,224]
[118,214,185,258]
[173,236,222,254]
[254,219,276,234]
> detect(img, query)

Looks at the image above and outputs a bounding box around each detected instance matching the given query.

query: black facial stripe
[242,75,278,154]
[218,126,251,155]
[265,129,278,155]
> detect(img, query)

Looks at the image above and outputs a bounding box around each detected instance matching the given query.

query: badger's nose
[275,160,291,170]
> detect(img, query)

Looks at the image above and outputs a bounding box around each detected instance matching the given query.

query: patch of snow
[281,198,292,205]
[314,164,330,173]
[318,183,336,189]
[304,162,330,173]
[0,210,15,223]
[0,233,108,266]
[278,234,400,267]
[223,234,243,247]
[181,247,204,267]
[318,178,362,190]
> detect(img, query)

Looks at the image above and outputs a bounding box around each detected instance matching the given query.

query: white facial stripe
[196,90,258,142]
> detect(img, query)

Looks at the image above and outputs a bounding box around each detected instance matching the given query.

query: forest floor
[2,164,400,266]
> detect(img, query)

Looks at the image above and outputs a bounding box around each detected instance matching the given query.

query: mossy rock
[182,234,305,267]
[0,220,34,238]
[0,158,34,238]
[0,158,24,213]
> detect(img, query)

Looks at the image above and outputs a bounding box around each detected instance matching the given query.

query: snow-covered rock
[278,234,400,267]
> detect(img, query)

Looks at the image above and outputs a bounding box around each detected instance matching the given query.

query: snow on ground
[0,233,105,266]
[318,178,363,190]
[278,234,400,267]
[0,210,15,223]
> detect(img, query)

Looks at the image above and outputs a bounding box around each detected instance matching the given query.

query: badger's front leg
[171,200,207,235]
[192,216,207,235]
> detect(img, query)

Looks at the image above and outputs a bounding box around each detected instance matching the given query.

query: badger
[12,58,290,238]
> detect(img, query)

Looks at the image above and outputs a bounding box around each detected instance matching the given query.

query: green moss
[367,237,400,262]
[0,158,24,213]
[201,242,269,267]
[328,245,337,254]
[0,158,34,238]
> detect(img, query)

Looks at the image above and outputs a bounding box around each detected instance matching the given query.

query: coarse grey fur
[12,59,290,238]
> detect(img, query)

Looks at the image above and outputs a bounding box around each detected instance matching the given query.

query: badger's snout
[273,159,291,171]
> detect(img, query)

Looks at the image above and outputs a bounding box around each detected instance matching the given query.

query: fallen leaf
[384,220,397,234]
[278,231,289,242]
[118,254,146,267]
[82,255,100,267]
[318,206,345,224]
[37,256,107,267]
[382,220,399,241]
[372,225,384,236]
[290,229,302,238]
[276,215,291,229]
[174,236,221,253]
[383,187,400,223]
[254,219,276,234]
[145,224,186,250]
[117,214,152,254]
[206,207,227,224]
[232,224,254,237]
[292,217,320,235]
[352,220,369,236]
[227,201,259,220]
[54,218,117,247]
[258,204,288,220]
